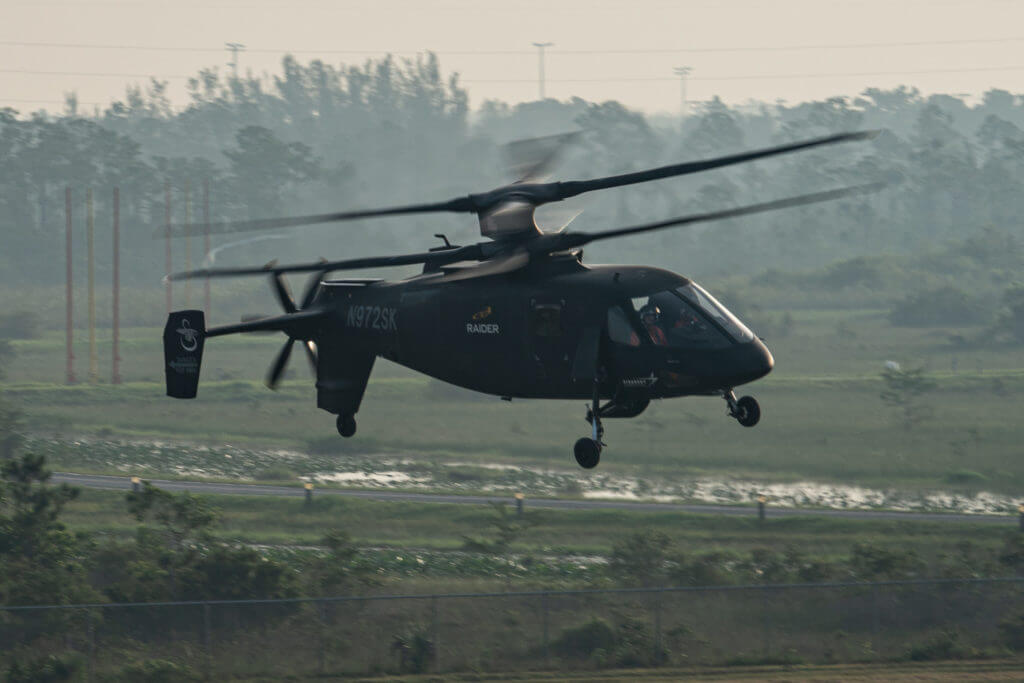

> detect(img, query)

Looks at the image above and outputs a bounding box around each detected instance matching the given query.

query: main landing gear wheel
[724,390,761,428]
[336,414,357,438]
[574,438,601,469]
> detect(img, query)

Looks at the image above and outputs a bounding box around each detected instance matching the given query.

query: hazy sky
[2,0,1021,115]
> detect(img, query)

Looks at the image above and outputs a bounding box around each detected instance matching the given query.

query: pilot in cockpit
[640,304,669,346]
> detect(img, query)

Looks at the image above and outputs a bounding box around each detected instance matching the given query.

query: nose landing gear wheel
[735,396,760,427]
[724,390,761,427]
[336,414,357,438]
[574,438,601,469]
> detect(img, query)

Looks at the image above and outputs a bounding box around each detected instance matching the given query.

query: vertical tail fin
[163,310,205,398]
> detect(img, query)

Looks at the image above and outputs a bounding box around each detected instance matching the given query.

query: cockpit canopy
[607,282,754,349]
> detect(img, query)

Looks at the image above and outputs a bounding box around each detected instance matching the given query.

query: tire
[573,438,601,469]
[336,414,357,438]
[735,396,760,427]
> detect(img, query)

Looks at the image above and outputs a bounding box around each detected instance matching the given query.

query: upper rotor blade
[167,243,483,281]
[538,182,886,252]
[158,196,476,239]
[555,130,879,201]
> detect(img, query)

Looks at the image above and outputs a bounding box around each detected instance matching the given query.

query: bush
[5,653,82,682]
[0,311,39,339]
[999,613,1024,651]
[552,617,616,658]
[905,629,972,661]
[110,659,201,682]
[888,286,987,327]
[392,626,435,674]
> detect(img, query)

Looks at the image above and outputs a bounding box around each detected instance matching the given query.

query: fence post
[761,585,770,656]
[203,602,212,677]
[317,600,327,674]
[871,583,880,647]
[431,596,441,673]
[542,592,549,665]
[652,590,663,664]
[87,610,96,682]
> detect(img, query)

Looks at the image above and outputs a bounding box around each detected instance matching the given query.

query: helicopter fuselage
[310,254,773,418]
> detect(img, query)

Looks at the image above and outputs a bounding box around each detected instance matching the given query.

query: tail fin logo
[177,319,200,352]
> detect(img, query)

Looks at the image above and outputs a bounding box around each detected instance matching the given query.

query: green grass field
[6,307,1024,496]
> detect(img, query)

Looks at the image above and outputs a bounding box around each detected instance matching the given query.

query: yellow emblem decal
[472,306,493,321]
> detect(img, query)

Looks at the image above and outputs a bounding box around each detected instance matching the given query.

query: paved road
[53,472,1018,525]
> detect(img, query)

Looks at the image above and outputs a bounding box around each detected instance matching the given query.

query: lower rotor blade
[442,249,530,282]
[265,338,295,390]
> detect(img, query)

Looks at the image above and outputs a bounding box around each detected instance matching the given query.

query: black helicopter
[163,130,879,468]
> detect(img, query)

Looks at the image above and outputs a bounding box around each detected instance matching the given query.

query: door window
[530,303,562,337]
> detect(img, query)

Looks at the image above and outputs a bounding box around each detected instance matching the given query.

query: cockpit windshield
[676,283,755,343]
[606,283,754,349]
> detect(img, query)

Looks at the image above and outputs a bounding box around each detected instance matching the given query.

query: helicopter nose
[729,338,774,386]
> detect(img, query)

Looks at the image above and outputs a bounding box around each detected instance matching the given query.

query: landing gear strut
[574,377,605,469]
[336,414,357,438]
[724,390,760,427]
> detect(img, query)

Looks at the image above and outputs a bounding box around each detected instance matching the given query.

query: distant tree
[994,283,1024,343]
[0,454,97,606]
[880,365,937,430]
[607,530,676,587]
[308,529,378,595]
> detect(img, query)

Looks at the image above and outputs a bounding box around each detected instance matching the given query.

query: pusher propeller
[264,271,323,389]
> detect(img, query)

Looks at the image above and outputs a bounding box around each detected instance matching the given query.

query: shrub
[887,286,987,327]
[999,613,1024,651]
[905,629,971,661]
[5,653,82,682]
[552,617,616,658]
[0,311,39,339]
[110,659,201,682]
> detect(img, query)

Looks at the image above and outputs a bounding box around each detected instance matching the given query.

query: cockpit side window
[626,292,732,349]
[607,305,641,347]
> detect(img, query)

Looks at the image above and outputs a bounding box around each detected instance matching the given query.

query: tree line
[1,55,1023,307]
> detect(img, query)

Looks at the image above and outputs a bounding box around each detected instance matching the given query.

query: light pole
[226,42,246,79]
[673,66,693,122]
[533,42,554,100]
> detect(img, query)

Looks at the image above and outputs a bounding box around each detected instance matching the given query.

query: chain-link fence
[2,578,1022,678]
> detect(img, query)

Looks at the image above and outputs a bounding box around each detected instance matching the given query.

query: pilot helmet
[640,304,661,323]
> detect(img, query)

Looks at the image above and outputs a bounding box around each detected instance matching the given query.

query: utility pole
[65,188,76,385]
[225,42,246,79]
[532,42,554,100]
[86,187,97,384]
[112,187,121,385]
[673,66,693,123]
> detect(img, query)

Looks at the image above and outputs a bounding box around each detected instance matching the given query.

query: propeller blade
[157,197,476,239]
[271,273,297,314]
[167,243,485,281]
[554,130,879,201]
[265,338,295,390]
[534,182,887,253]
[442,249,530,282]
[299,271,324,309]
[303,340,318,376]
